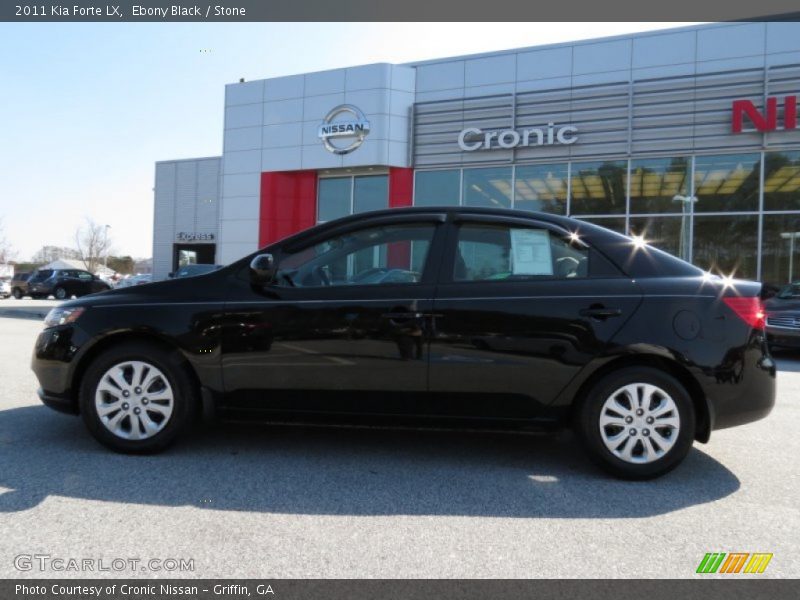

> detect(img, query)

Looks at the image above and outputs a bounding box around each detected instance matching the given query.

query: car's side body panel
[30,207,775,443]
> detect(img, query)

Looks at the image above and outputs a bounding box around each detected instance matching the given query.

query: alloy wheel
[94,360,174,440]
[598,383,680,464]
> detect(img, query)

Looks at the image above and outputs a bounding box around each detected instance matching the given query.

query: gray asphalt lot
[0,316,798,578]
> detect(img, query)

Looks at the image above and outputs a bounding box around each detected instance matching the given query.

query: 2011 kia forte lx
[31,208,776,479]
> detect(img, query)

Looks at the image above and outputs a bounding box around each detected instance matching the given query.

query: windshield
[777,283,800,299]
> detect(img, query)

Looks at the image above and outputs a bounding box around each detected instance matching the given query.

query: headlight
[43,307,85,328]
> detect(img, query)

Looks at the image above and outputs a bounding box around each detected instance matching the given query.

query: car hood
[764,298,800,312]
[58,272,230,308]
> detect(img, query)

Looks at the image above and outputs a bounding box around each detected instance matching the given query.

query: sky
[0,22,700,262]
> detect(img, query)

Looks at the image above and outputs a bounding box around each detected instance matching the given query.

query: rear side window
[454,224,589,281]
[32,270,53,281]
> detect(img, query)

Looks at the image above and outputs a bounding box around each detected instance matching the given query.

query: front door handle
[579,306,622,320]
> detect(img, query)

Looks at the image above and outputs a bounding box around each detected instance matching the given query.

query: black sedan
[31,208,775,479]
[764,282,800,350]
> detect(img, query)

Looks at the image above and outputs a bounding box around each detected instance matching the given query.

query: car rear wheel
[79,342,197,453]
[12,288,22,299]
[574,367,695,479]
[54,286,68,300]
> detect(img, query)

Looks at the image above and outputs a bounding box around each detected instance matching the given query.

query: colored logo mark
[696,553,773,574]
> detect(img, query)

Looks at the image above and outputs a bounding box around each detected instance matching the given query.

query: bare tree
[32,245,81,263]
[0,217,16,264]
[75,218,112,273]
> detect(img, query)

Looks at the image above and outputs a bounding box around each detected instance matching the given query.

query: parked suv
[9,272,31,299]
[27,268,111,300]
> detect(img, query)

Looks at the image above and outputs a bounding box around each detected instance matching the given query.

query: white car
[0,278,11,299]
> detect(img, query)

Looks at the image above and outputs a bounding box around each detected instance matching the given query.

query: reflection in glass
[628,157,690,214]
[693,154,760,213]
[763,151,800,211]
[570,160,627,215]
[693,214,758,279]
[575,217,627,234]
[513,163,568,214]
[761,214,800,286]
[353,175,388,214]
[463,167,512,208]
[318,177,351,222]
[628,217,685,259]
[414,170,460,207]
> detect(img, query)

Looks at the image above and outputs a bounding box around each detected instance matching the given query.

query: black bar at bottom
[2,579,799,600]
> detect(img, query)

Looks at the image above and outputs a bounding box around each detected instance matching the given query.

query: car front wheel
[79,342,197,453]
[574,367,695,480]
[12,288,22,299]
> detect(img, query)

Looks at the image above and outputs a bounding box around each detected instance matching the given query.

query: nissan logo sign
[318,105,371,155]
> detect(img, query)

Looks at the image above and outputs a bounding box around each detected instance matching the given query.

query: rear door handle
[579,306,622,320]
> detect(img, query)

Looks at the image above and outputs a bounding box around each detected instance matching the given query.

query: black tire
[574,367,695,480]
[54,286,68,300]
[79,341,198,454]
[12,288,22,299]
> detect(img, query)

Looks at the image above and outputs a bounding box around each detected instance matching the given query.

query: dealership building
[153,22,800,285]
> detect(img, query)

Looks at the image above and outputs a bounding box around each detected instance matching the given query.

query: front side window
[276,223,436,288]
[453,224,589,282]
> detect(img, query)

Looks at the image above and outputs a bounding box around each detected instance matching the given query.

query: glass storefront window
[414,170,460,207]
[628,157,690,214]
[513,164,568,214]
[318,174,388,222]
[693,153,760,213]
[763,151,800,211]
[570,160,627,215]
[693,214,758,279]
[318,177,351,222]
[575,217,627,234]
[628,216,688,260]
[353,175,388,214]
[761,214,800,287]
[462,167,512,208]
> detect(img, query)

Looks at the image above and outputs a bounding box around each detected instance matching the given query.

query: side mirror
[250,254,276,284]
[167,272,174,278]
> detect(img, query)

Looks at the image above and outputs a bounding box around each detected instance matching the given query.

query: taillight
[722,296,765,330]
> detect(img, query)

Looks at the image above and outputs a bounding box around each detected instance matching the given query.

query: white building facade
[154,22,800,286]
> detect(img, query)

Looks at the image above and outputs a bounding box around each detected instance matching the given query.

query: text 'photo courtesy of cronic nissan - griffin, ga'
[30,207,775,480]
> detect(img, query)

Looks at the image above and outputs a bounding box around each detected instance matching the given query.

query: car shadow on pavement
[0,405,740,517]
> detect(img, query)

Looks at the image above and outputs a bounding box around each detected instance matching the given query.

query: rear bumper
[706,342,776,432]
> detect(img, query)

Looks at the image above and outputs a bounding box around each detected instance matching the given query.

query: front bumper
[37,388,78,415]
[31,325,81,415]
[766,326,800,348]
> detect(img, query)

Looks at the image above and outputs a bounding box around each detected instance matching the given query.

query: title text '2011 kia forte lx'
[31,207,775,479]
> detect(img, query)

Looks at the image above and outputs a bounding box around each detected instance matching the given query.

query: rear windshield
[31,270,53,280]
[574,220,705,278]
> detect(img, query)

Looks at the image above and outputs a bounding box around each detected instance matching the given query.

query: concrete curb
[0,308,48,321]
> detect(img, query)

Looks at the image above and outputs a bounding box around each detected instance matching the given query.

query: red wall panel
[388,167,414,208]
[259,171,318,247]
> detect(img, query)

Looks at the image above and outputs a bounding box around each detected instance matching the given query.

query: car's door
[428,215,642,420]
[220,214,447,415]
